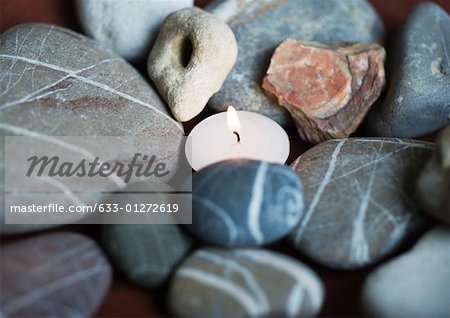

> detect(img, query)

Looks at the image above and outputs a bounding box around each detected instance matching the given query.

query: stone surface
[290,138,433,269]
[102,224,192,288]
[366,2,450,137]
[169,248,324,317]
[76,0,193,62]
[148,8,237,122]
[263,39,385,143]
[206,0,384,125]
[417,126,450,224]
[0,232,112,317]
[0,23,184,235]
[362,227,450,317]
[188,159,304,247]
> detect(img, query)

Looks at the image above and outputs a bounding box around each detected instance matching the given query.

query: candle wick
[233,131,241,143]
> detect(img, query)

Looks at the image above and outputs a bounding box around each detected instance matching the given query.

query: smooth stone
[206,0,384,125]
[169,248,324,317]
[362,227,450,317]
[366,2,450,137]
[263,39,386,143]
[417,126,450,224]
[188,159,304,247]
[290,138,433,269]
[102,224,192,288]
[148,8,237,122]
[0,232,112,317]
[0,23,184,235]
[76,0,193,62]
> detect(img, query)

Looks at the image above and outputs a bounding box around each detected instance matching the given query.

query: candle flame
[227,105,241,135]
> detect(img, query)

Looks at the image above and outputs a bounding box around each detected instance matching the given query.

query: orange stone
[263,39,386,143]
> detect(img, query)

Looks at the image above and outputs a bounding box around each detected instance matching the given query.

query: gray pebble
[188,159,304,247]
[76,0,193,62]
[366,2,450,137]
[362,227,450,317]
[417,126,450,224]
[0,232,112,317]
[102,224,192,288]
[0,23,184,235]
[169,248,324,317]
[290,138,433,269]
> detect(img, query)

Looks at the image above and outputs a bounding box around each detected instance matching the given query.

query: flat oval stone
[102,224,192,288]
[0,232,112,317]
[290,138,433,269]
[76,0,193,62]
[417,126,450,224]
[366,2,450,137]
[362,227,450,317]
[188,160,304,247]
[206,0,384,125]
[169,248,324,317]
[0,23,184,235]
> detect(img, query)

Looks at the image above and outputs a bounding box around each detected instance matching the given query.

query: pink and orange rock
[262,39,386,143]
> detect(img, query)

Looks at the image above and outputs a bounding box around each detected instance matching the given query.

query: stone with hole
[147,8,237,122]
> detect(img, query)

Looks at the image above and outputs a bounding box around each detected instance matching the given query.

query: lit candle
[185,106,290,171]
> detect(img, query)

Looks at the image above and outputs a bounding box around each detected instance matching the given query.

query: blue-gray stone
[102,224,192,288]
[188,160,304,247]
[366,2,450,137]
[169,248,324,317]
[206,0,384,125]
[0,232,111,317]
[290,138,433,269]
[416,126,450,225]
[362,227,450,317]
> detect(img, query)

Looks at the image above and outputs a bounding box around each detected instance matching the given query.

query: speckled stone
[417,126,450,225]
[362,227,450,317]
[263,39,386,143]
[76,0,193,62]
[188,160,304,247]
[102,224,192,288]
[0,232,112,317]
[206,0,384,125]
[290,138,433,269]
[148,8,237,122]
[366,2,450,137]
[0,23,184,235]
[169,248,324,317]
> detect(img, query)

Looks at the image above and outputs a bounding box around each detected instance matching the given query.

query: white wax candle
[185,107,290,171]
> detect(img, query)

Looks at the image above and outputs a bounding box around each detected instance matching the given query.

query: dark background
[1,0,449,317]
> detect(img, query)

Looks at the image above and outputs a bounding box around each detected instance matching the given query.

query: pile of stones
[0,0,449,317]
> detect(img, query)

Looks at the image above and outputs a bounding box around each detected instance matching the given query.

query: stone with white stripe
[188,159,304,247]
[362,227,450,317]
[0,232,112,317]
[102,223,192,287]
[290,138,433,269]
[0,23,184,235]
[169,248,324,317]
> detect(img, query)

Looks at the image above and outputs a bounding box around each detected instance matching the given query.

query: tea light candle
[185,106,290,171]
